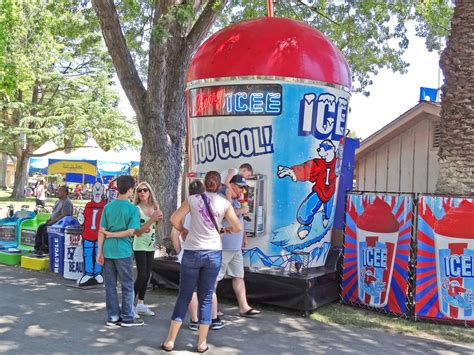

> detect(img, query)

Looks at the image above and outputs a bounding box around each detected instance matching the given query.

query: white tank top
[182,192,230,251]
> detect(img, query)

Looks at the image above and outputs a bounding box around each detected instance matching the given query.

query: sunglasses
[137,188,149,193]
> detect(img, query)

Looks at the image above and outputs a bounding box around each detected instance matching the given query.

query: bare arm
[104,229,136,238]
[48,212,69,225]
[96,227,105,265]
[170,200,190,233]
[242,232,248,248]
[134,219,155,236]
[170,227,182,255]
[223,205,242,233]
[224,169,237,198]
[134,207,163,236]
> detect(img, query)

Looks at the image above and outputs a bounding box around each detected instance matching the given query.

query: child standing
[97,175,143,327]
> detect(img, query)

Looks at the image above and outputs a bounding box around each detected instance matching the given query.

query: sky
[116,23,443,141]
[348,25,442,140]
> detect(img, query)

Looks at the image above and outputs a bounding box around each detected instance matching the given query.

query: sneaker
[133,307,141,319]
[120,318,144,327]
[106,317,122,326]
[79,277,99,287]
[94,274,104,284]
[188,320,199,331]
[33,250,46,257]
[135,304,155,316]
[211,317,224,330]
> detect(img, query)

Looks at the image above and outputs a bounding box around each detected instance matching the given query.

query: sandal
[196,345,209,353]
[239,308,261,317]
[160,343,173,352]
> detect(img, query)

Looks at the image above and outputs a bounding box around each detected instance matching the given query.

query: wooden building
[355,102,441,193]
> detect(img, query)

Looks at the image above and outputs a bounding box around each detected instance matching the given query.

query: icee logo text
[443,255,474,278]
[298,93,348,140]
[363,247,387,269]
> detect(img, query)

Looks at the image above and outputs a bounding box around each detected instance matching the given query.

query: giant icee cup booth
[185,17,352,272]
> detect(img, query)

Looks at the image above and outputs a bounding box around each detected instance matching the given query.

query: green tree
[92,0,452,233]
[0,0,138,198]
[437,1,473,194]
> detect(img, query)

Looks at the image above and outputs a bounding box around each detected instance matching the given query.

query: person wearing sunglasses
[216,174,261,318]
[132,182,163,316]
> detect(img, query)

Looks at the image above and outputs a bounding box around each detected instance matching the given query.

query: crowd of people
[28,178,124,205]
[31,164,260,353]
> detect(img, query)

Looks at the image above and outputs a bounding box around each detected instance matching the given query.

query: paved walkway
[0,264,471,354]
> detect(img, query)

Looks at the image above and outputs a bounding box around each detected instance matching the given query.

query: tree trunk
[437,1,474,195]
[91,0,223,240]
[11,152,29,198]
[139,49,188,239]
[0,153,7,188]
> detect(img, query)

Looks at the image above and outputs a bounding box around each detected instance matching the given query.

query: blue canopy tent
[48,159,98,184]
[28,139,139,182]
[28,158,49,175]
[97,161,131,184]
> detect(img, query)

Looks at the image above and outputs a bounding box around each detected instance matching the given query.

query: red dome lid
[434,200,474,239]
[187,17,351,89]
[357,197,399,233]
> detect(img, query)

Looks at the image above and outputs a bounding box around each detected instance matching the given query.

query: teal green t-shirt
[100,199,140,259]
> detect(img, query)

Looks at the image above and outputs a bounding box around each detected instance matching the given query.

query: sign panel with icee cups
[415,196,474,323]
[341,193,414,314]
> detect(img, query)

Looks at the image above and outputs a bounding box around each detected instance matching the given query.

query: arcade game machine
[0,211,36,265]
[18,212,51,270]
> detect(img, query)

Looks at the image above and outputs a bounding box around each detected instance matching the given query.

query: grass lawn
[311,302,474,344]
[0,189,88,216]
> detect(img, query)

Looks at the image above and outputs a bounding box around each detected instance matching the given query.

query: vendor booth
[27,139,139,184]
[153,17,356,311]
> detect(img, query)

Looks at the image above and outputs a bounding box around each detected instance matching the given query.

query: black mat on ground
[151,250,341,312]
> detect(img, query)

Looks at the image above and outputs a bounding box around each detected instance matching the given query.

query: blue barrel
[47,216,79,275]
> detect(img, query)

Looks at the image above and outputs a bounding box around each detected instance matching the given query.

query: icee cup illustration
[356,197,399,307]
[434,200,474,320]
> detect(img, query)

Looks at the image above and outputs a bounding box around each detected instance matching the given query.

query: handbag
[200,193,221,234]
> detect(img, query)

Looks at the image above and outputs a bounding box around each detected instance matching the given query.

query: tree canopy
[0,0,138,158]
[0,0,139,196]
[106,0,452,96]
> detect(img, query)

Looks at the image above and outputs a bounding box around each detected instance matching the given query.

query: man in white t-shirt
[217,174,261,317]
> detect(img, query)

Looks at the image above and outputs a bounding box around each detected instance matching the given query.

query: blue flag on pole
[419,87,439,102]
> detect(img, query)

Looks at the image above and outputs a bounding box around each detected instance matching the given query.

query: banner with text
[187,80,350,268]
[341,193,413,314]
[415,195,474,324]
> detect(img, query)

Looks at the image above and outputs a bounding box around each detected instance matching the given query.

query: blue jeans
[297,192,334,226]
[103,256,134,322]
[172,250,222,325]
[83,240,102,276]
